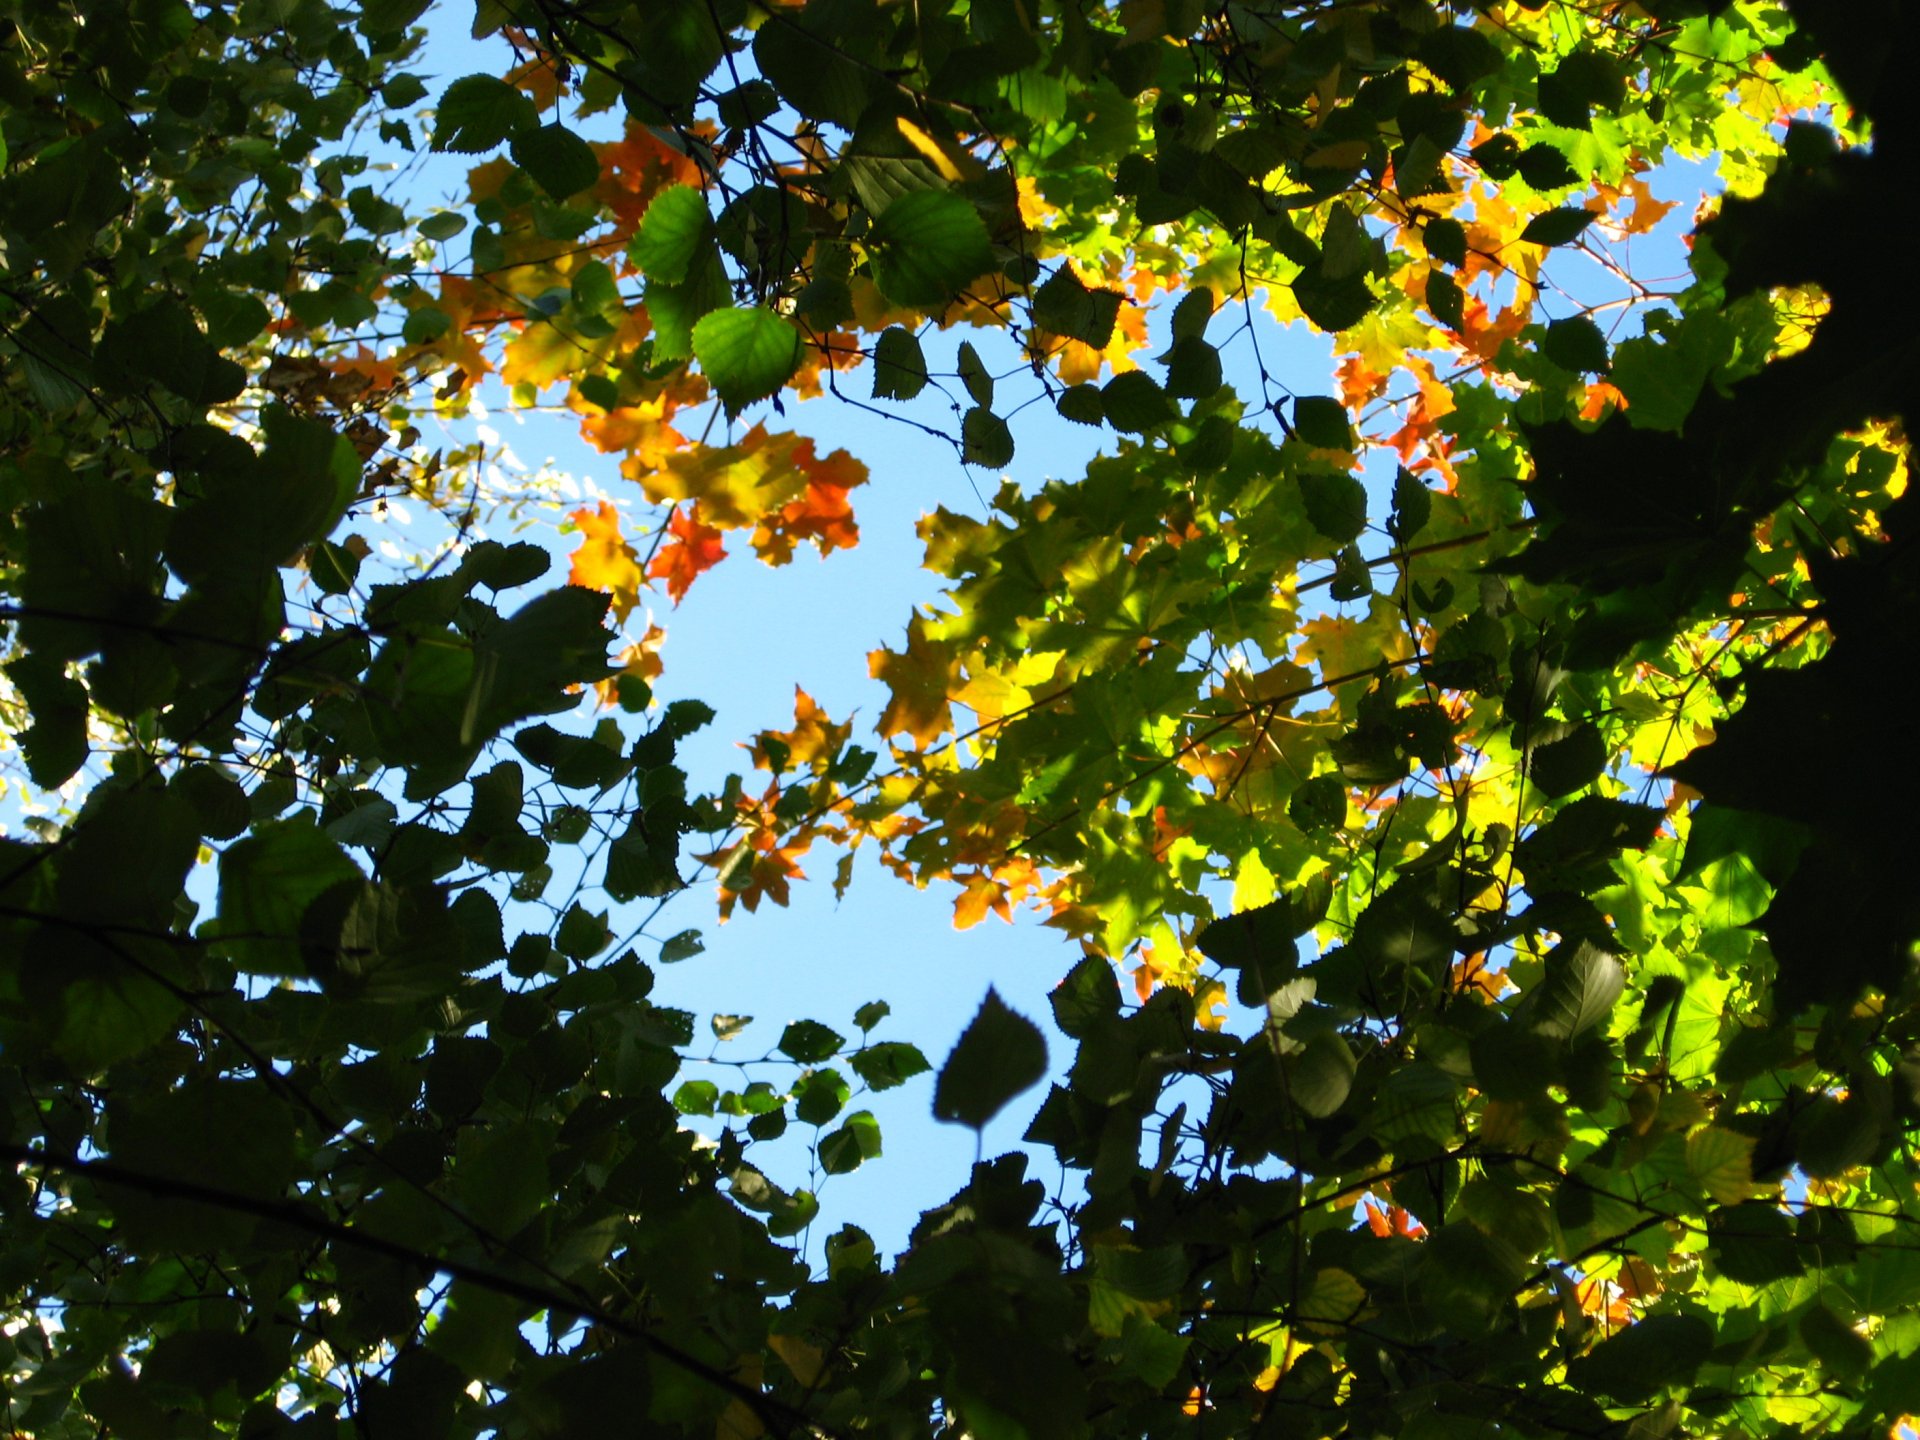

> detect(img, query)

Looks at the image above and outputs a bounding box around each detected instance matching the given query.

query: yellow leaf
[895,117,972,183]
[870,615,961,748]
[767,1333,826,1388]
[566,501,644,623]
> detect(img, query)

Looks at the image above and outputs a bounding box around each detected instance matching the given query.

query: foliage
[3,0,1919,1437]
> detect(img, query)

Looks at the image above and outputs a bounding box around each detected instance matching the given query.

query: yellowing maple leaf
[592,621,667,709]
[566,501,644,622]
[502,306,648,393]
[870,615,962,748]
[574,376,705,479]
[644,427,868,566]
[755,687,851,776]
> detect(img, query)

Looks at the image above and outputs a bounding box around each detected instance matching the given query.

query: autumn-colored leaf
[566,501,645,622]
[870,615,961,748]
[594,120,711,232]
[574,376,706,480]
[642,426,869,566]
[647,504,726,603]
[754,687,851,776]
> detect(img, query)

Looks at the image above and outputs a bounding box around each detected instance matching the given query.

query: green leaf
[1101,371,1173,433]
[1195,898,1306,972]
[455,1121,550,1235]
[957,341,994,407]
[1801,1304,1874,1380]
[211,816,365,974]
[1539,50,1626,131]
[511,123,599,199]
[872,326,929,400]
[754,14,873,126]
[849,1041,931,1091]
[1425,269,1464,330]
[631,184,713,286]
[673,1079,719,1115]
[1298,471,1368,545]
[1289,774,1348,831]
[779,1019,845,1063]
[1293,261,1376,332]
[1389,467,1433,542]
[1516,144,1581,190]
[1529,722,1606,796]
[1162,336,1222,399]
[432,74,535,153]
[1032,267,1123,348]
[1290,1031,1355,1117]
[934,988,1048,1129]
[1543,315,1611,374]
[659,929,705,963]
[794,1067,850,1125]
[1057,384,1105,425]
[819,1111,882,1173]
[1424,217,1468,267]
[961,407,1015,468]
[5,655,89,787]
[1568,1315,1713,1401]
[1520,208,1598,247]
[1050,954,1122,1037]
[1706,1202,1803,1283]
[1524,938,1624,1040]
[309,540,361,595]
[1606,311,1735,432]
[1171,286,1215,343]
[692,307,804,413]
[1293,396,1353,449]
[1416,25,1503,90]
[867,190,994,308]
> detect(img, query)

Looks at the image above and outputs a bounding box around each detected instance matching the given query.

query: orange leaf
[754,437,866,564]
[592,621,667,708]
[953,872,1009,930]
[575,377,705,479]
[503,53,567,110]
[647,505,727,604]
[594,121,712,233]
[754,687,851,776]
[1579,380,1628,422]
[1336,351,1390,414]
[567,502,645,623]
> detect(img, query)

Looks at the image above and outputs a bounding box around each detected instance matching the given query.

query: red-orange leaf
[647,504,726,603]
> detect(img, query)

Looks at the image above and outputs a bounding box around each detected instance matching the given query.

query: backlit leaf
[692,307,804,413]
[866,190,994,307]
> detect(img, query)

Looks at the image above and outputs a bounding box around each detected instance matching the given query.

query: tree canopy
[3,0,1919,1436]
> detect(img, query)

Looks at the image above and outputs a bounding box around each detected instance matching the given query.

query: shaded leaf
[934,989,1048,1129]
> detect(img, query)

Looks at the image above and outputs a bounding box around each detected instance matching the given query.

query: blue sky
[343,6,1719,1260]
